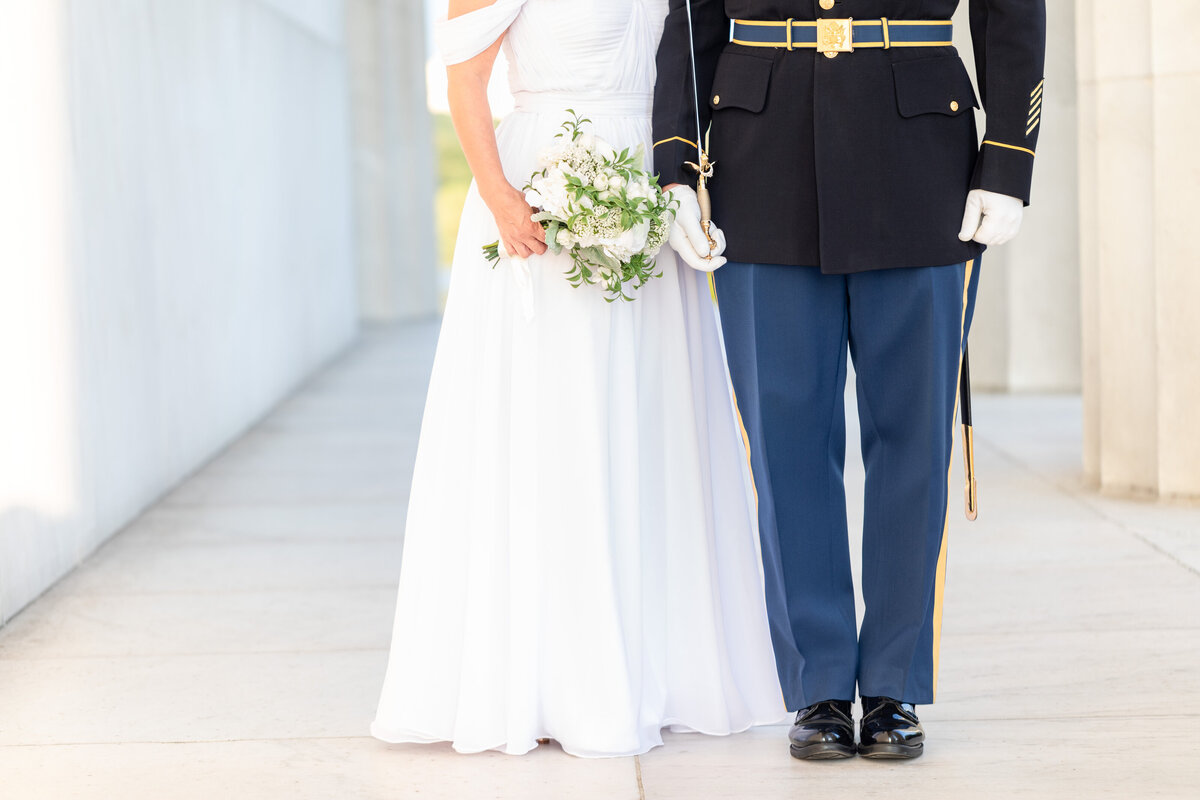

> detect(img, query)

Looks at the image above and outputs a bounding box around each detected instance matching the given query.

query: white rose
[557,229,577,248]
[616,219,651,255]
[592,174,609,191]
[630,177,655,201]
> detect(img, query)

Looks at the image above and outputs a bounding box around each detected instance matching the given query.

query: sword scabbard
[960,345,978,521]
[962,423,978,521]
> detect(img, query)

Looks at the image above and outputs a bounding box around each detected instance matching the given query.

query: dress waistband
[511,90,652,118]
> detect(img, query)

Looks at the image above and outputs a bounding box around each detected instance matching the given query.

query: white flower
[529,166,573,218]
[592,174,609,191]
[576,132,616,161]
[557,229,577,248]
[618,219,651,254]
[628,177,653,200]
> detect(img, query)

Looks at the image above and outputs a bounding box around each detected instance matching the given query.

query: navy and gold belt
[731,18,953,57]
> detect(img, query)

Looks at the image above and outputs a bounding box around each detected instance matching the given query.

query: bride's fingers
[506,239,532,259]
[508,230,546,256]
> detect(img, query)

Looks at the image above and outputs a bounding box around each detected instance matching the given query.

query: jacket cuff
[652,136,699,188]
[971,139,1036,205]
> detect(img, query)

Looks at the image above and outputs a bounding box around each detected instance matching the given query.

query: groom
[654,0,1046,759]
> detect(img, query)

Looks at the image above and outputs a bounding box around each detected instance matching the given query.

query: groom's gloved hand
[667,185,727,272]
[958,189,1024,247]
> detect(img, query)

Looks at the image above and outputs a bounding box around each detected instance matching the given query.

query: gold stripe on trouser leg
[708,272,757,507]
[931,259,974,701]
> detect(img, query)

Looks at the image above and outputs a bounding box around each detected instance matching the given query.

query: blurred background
[0,0,1196,629]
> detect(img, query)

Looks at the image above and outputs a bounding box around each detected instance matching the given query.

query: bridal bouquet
[483,111,677,302]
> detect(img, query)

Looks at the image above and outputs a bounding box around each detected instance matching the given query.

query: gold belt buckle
[816,18,854,58]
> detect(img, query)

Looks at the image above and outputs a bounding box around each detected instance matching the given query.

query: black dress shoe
[858,696,925,759]
[788,700,856,760]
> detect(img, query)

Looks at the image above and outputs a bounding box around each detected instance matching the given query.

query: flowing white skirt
[370,98,786,757]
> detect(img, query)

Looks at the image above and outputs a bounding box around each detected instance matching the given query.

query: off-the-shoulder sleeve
[435,0,527,65]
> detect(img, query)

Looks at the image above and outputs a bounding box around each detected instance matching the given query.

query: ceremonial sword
[961,345,978,521]
[681,0,717,257]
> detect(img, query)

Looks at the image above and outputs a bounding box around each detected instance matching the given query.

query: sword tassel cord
[682,0,717,257]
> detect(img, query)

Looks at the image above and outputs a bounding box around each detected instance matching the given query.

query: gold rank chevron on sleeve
[968,0,1047,204]
[1027,77,1044,136]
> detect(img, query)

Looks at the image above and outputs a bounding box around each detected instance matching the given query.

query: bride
[370,0,785,757]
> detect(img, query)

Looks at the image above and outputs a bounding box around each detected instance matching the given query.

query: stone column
[1077,0,1200,499]
[346,0,438,321]
[952,4,1082,393]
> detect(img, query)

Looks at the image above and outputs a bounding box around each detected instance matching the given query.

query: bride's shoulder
[437,0,528,66]
[446,0,525,20]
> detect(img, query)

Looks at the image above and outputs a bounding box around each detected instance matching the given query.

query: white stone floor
[2,321,1198,799]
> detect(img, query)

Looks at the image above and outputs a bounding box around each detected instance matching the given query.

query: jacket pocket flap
[709,51,774,113]
[892,56,979,118]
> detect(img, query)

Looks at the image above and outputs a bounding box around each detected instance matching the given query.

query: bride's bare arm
[446,0,546,259]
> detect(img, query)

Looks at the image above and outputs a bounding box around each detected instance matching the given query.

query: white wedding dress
[370,0,786,757]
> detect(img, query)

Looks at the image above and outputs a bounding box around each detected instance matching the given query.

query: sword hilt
[685,149,718,258]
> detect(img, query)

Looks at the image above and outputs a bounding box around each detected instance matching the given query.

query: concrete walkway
[1,322,1197,799]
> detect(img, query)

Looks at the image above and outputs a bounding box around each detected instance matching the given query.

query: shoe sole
[858,743,924,760]
[789,742,856,760]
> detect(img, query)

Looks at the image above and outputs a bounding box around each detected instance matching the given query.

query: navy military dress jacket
[652,1,1047,274]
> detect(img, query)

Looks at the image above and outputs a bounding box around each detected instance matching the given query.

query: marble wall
[0,0,360,624]
[346,0,438,321]
[1077,0,1200,499]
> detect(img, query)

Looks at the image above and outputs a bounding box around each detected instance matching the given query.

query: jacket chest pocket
[892,55,979,118]
[709,51,775,113]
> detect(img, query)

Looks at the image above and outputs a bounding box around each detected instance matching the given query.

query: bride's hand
[488,186,547,259]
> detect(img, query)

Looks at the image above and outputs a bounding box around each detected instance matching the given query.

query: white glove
[667,185,727,272]
[958,189,1024,246]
